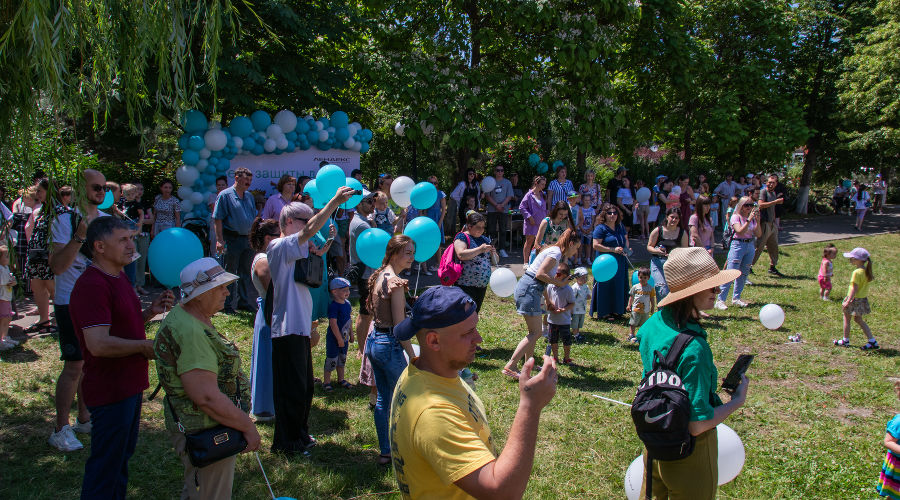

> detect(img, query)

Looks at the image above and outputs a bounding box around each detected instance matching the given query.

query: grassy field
[1,233,898,499]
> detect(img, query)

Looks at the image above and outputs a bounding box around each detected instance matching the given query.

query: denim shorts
[514,273,546,316]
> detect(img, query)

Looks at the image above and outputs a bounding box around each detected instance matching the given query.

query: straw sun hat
[657,247,742,307]
[179,257,238,303]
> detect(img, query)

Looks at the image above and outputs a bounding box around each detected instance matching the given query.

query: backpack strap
[663,332,695,370]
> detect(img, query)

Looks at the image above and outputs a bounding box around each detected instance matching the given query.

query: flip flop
[502,368,520,380]
[338,380,353,389]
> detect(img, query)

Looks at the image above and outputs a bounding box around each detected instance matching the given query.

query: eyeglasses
[294,217,309,224]
[89,184,109,193]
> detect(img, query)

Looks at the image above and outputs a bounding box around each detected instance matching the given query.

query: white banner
[229,148,360,196]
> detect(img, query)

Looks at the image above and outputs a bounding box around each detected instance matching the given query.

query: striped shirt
[547,179,574,207]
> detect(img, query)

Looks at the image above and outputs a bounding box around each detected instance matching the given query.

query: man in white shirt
[483,166,514,258]
[713,173,738,229]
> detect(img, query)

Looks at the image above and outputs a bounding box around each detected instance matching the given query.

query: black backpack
[631,332,696,499]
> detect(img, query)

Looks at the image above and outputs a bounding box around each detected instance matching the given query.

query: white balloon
[274,138,287,150]
[318,130,329,143]
[177,186,194,200]
[256,132,267,141]
[266,124,283,139]
[180,199,194,212]
[394,122,406,136]
[196,159,208,170]
[190,191,204,205]
[203,129,228,151]
[273,110,298,133]
[390,176,416,208]
[315,121,325,131]
[636,187,652,203]
[198,148,211,159]
[759,303,785,330]
[263,139,276,152]
[717,423,745,484]
[624,456,643,500]
[232,136,243,149]
[343,138,356,149]
[351,141,362,152]
[403,342,421,363]
[489,268,517,297]
[175,166,199,186]
[327,126,335,134]
[349,121,361,132]
[481,176,497,193]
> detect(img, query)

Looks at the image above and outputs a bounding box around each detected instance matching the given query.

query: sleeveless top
[657,227,686,254]
[542,218,567,245]
[372,271,397,329]
[251,252,267,298]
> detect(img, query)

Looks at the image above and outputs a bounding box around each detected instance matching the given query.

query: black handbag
[164,379,247,468]
[294,252,324,288]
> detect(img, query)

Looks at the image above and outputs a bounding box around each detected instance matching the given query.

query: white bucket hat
[179,257,238,303]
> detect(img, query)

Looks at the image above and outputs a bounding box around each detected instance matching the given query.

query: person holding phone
[715,197,762,310]
[637,247,749,499]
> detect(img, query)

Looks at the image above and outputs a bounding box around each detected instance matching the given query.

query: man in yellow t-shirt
[389,286,559,499]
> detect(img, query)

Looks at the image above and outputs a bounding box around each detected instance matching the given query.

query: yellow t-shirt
[390,361,497,499]
[849,268,869,299]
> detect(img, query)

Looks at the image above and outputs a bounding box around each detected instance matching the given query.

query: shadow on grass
[0,347,40,363]
[580,332,620,346]
[871,348,900,358]
[747,283,799,289]
[471,346,514,363]
[558,364,632,392]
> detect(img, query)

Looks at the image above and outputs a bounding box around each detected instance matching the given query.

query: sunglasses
[89,184,109,193]
[267,232,281,238]
[294,217,309,224]
[606,210,617,215]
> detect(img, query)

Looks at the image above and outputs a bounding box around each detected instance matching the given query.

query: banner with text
[229,149,360,196]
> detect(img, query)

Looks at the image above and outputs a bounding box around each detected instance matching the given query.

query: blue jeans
[81,393,142,500]
[719,239,755,302]
[365,329,408,456]
[251,297,274,416]
[650,256,669,302]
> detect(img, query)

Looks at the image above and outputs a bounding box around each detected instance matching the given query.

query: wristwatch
[73,235,86,244]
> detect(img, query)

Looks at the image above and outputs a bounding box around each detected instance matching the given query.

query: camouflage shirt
[153,305,250,434]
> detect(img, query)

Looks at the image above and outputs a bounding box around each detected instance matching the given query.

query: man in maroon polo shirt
[70,216,173,499]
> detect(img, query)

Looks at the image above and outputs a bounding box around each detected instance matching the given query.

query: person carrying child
[545,263,576,365]
[877,378,900,499]
[0,245,17,350]
[323,277,354,391]
[818,244,837,301]
[571,267,591,343]
[833,247,879,350]
[626,267,656,343]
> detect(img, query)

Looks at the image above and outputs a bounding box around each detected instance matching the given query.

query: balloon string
[255,452,276,500]
[414,264,421,296]
[592,394,631,407]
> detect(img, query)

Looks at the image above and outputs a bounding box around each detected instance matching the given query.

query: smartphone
[352,189,363,195]
[721,354,754,394]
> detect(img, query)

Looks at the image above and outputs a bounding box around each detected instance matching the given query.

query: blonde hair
[22,186,37,199]
[123,183,140,197]
[0,245,8,257]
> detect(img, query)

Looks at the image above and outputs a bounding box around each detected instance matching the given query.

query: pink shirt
[730,214,756,239]
[688,214,714,248]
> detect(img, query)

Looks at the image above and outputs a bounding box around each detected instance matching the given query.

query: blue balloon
[183,110,208,134]
[306,130,319,144]
[319,143,331,151]
[286,131,297,141]
[188,135,205,151]
[631,270,656,288]
[404,216,440,262]
[360,129,373,142]
[410,181,438,210]
[537,162,548,174]
[219,158,230,169]
[98,190,114,210]
[303,179,325,208]
[253,145,264,155]
[296,120,310,134]
[335,128,350,142]
[319,117,330,129]
[592,254,618,282]
[182,150,199,165]
[229,116,253,138]
[528,153,540,167]
[285,142,296,152]
[330,111,349,128]
[178,134,190,150]
[342,177,364,209]
[250,110,272,132]
[316,164,345,201]
[360,143,370,154]
[148,228,204,288]
[356,228,392,269]
[552,160,564,170]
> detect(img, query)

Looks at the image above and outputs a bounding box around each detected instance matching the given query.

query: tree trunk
[796,134,820,214]
[456,147,472,181]
[683,101,693,165]
[576,150,586,172]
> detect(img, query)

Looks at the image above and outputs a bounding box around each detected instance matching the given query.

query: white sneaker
[499,249,509,258]
[2,337,19,346]
[72,418,92,434]
[732,299,749,308]
[714,300,728,311]
[48,425,83,452]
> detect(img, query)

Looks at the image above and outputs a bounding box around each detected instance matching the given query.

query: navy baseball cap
[393,286,477,341]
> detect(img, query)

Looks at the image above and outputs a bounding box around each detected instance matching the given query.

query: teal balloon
[98,190,114,210]
[250,110,271,132]
[303,179,325,208]
[403,216,439,262]
[306,130,319,144]
[592,254,618,282]
[342,177,364,209]
[360,143,370,154]
[178,134,190,150]
[632,270,655,288]
[552,160,564,170]
[528,153,540,167]
[229,116,253,138]
[842,179,851,188]
[182,110,207,134]
[537,162,548,174]
[182,150,199,165]
[188,135,205,151]
[296,120,310,134]
[335,127,350,142]
[410,181,438,210]
[316,164,345,201]
[356,228,391,269]
[148,228,204,288]
[330,111,349,128]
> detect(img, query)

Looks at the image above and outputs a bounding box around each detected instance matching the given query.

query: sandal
[323,383,334,392]
[501,368,520,380]
[338,380,353,389]
[377,454,392,466]
[24,320,55,334]
[833,338,851,347]
[861,340,880,351]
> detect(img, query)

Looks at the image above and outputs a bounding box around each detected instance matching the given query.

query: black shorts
[548,324,572,346]
[347,262,371,316]
[54,304,82,361]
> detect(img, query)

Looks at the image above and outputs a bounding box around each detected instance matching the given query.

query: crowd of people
[0,163,890,499]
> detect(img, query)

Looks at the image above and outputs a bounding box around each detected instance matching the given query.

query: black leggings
[456,284,487,312]
[271,335,314,452]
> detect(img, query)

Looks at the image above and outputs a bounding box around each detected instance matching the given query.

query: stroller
[181,217,211,257]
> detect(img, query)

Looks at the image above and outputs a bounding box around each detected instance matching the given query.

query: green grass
[1,233,898,499]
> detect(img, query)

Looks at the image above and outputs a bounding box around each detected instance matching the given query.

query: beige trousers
[171,431,236,500]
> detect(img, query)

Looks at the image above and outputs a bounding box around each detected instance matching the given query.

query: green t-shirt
[849,268,869,299]
[153,305,250,434]
[636,308,723,421]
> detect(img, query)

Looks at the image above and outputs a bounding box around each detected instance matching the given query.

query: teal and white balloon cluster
[176,109,373,219]
[527,153,564,175]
